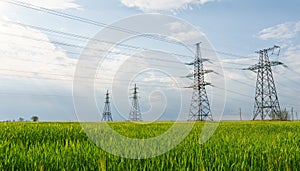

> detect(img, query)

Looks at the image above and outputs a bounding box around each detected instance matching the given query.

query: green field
[0,121,299,170]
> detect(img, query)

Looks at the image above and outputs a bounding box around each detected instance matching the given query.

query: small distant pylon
[101,90,113,121]
[244,45,285,120]
[187,42,213,121]
[129,84,142,121]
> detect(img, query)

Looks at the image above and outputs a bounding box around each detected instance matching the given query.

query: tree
[280,110,289,120]
[18,117,24,122]
[31,116,39,122]
[272,110,289,121]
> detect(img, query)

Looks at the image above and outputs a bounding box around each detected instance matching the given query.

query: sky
[0,0,300,121]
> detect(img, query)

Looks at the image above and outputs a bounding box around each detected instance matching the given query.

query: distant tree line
[2,116,39,122]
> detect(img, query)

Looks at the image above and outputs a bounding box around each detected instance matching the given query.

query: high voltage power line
[0,31,202,69]
[3,67,297,111]
[1,0,189,45]
[0,71,256,100]
[0,0,258,60]
[0,44,296,104]
[0,0,266,63]
[0,20,195,59]
[0,26,256,82]
[0,31,246,73]
[0,68,257,101]
[0,56,294,99]
[0,66,258,96]
[0,0,291,73]
[1,0,300,120]
[0,20,257,66]
[0,72,298,119]
[0,33,246,79]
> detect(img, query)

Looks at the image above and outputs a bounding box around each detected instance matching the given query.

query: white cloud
[165,21,186,31]
[0,18,79,121]
[283,45,300,73]
[295,22,300,32]
[164,21,205,42]
[257,21,300,40]
[120,0,216,11]
[0,18,76,86]
[169,30,202,41]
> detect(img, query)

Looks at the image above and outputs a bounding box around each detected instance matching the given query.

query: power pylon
[187,42,213,121]
[129,84,142,121]
[245,45,285,120]
[101,90,113,121]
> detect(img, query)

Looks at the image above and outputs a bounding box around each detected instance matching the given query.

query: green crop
[0,121,299,170]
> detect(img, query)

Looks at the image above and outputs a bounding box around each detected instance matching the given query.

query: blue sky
[0,0,300,121]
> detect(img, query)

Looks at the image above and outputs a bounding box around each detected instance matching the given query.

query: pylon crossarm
[270,61,288,68]
[243,64,263,72]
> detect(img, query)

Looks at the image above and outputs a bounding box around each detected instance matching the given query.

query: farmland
[0,121,299,170]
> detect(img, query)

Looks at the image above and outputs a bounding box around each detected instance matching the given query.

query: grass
[0,121,299,170]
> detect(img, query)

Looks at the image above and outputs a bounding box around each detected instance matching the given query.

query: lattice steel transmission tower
[245,45,285,120]
[101,90,113,121]
[187,42,213,121]
[129,84,142,121]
